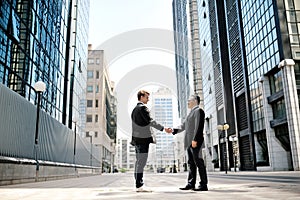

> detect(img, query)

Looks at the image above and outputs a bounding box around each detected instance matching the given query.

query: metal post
[234,154,237,172]
[224,129,227,174]
[34,91,41,181]
[173,143,177,173]
[73,122,77,172]
[225,129,228,174]
[33,81,46,181]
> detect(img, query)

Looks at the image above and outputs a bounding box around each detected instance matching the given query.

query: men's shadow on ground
[207,189,249,193]
[95,188,249,197]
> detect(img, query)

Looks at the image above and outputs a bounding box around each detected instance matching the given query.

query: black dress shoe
[179,185,195,190]
[193,186,208,191]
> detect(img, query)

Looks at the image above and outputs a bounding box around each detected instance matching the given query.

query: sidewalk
[0,171,299,200]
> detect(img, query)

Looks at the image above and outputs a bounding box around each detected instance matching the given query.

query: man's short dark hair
[137,90,150,100]
[190,94,200,105]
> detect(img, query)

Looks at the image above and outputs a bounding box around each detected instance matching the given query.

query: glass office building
[172,0,190,120]
[151,87,176,168]
[199,0,300,171]
[241,0,300,170]
[0,0,89,129]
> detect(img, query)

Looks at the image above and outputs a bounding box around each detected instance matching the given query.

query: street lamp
[217,123,229,174]
[33,81,46,181]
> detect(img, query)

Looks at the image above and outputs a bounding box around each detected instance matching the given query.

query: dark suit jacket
[173,106,205,149]
[131,102,164,145]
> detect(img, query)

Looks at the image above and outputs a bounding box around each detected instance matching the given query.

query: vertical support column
[278,59,300,171]
[259,76,290,170]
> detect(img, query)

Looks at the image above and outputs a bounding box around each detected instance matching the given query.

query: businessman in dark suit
[131,90,171,192]
[171,95,208,191]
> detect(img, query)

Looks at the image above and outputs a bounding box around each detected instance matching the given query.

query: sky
[88,0,179,137]
[88,0,175,82]
[88,0,174,49]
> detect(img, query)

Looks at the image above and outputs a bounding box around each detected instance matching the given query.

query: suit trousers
[134,144,149,188]
[186,145,208,187]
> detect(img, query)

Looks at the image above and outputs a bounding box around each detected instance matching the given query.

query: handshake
[164,127,173,134]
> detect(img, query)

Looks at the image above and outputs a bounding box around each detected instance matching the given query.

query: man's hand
[192,140,197,148]
[164,128,173,133]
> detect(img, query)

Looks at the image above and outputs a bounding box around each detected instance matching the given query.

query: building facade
[188,0,204,108]
[172,0,191,120]
[85,46,117,172]
[241,0,300,170]
[196,0,218,171]
[116,138,135,170]
[0,0,89,131]
[151,87,178,171]
[198,0,300,171]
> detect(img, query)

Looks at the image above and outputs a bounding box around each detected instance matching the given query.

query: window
[272,99,286,119]
[78,60,82,73]
[96,85,99,93]
[85,132,90,137]
[95,114,98,122]
[87,100,93,107]
[88,58,94,64]
[269,71,283,94]
[87,70,93,79]
[94,132,98,137]
[87,85,93,93]
[96,71,99,79]
[86,115,92,122]
[96,58,100,64]
[95,99,99,107]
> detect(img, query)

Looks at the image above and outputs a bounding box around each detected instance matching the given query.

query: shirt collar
[191,105,198,111]
[138,101,144,105]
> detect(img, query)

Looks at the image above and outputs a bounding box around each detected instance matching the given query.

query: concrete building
[85,45,117,172]
[188,0,204,108]
[116,138,135,170]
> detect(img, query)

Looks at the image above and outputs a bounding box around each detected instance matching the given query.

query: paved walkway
[0,171,300,200]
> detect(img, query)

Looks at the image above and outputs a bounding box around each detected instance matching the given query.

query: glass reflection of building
[172,0,190,120]
[241,0,300,170]
[0,0,89,131]
[200,0,300,171]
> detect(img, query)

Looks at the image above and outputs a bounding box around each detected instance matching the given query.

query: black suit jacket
[131,102,164,145]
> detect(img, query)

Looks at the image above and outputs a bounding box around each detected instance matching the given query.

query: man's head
[137,90,150,104]
[187,94,200,109]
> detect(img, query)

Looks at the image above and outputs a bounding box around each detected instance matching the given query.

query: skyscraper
[151,87,176,169]
[241,0,300,170]
[199,0,300,171]
[197,0,218,172]
[173,0,190,120]
[0,0,89,131]
[189,0,203,108]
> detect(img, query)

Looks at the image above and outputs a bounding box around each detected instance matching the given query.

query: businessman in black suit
[171,95,208,191]
[131,90,172,192]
